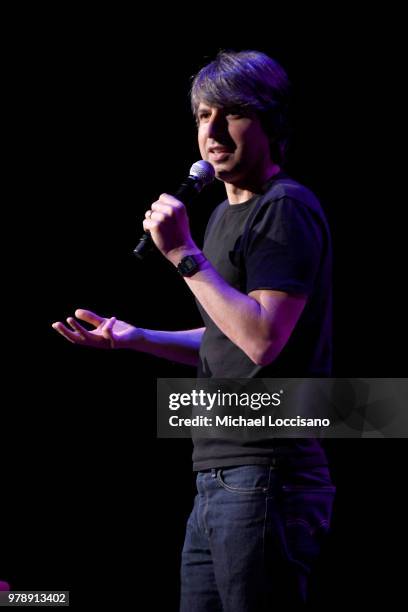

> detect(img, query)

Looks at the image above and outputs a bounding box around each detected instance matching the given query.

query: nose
[206,110,229,140]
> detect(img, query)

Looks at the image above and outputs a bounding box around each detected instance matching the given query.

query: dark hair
[191,50,291,164]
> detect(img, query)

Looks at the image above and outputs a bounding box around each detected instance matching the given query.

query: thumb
[102,317,117,349]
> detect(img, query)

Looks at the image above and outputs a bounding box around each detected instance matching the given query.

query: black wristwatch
[177,253,207,277]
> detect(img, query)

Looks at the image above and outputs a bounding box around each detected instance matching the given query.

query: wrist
[121,328,147,351]
[177,252,208,278]
[167,244,202,267]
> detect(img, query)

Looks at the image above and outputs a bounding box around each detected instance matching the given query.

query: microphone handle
[133,231,153,259]
[133,178,201,260]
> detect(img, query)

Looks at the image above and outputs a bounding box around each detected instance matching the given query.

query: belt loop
[211,468,217,478]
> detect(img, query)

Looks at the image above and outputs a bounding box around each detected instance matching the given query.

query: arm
[143,195,306,366]
[132,326,204,366]
[174,260,306,365]
[52,309,204,367]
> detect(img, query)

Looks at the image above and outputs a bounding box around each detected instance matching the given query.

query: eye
[226,107,250,120]
[197,110,211,123]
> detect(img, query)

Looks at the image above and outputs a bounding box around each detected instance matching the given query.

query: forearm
[125,327,205,367]
[169,255,275,365]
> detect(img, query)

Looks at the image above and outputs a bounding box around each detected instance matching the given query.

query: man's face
[197,102,272,184]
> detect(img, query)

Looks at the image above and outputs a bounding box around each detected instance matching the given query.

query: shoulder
[263,175,324,217]
[255,176,330,242]
[245,176,331,251]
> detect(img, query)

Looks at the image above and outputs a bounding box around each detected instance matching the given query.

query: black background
[2,7,406,609]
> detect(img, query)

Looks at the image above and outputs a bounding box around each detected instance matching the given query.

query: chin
[216,164,241,182]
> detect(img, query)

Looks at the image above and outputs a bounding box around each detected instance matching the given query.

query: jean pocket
[279,484,336,570]
[217,465,270,494]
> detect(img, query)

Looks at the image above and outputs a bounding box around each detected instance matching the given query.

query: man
[53,50,335,610]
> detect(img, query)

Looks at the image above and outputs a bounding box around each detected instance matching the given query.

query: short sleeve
[245,197,323,295]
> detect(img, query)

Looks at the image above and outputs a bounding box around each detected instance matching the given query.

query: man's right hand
[52,309,141,350]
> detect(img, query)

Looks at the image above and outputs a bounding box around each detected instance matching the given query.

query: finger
[158,193,183,208]
[151,201,175,216]
[144,210,153,219]
[102,317,117,348]
[143,219,159,232]
[52,322,85,344]
[101,317,114,334]
[74,309,105,327]
[66,317,88,339]
[152,198,185,215]
[150,211,166,222]
[105,317,116,332]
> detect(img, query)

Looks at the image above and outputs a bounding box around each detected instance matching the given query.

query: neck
[225,163,281,204]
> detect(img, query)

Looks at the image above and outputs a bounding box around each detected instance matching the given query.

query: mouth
[208,148,232,162]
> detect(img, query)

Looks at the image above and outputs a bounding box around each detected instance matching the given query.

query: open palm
[52,309,140,349]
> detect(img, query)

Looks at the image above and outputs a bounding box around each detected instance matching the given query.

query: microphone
[133,160,215,260]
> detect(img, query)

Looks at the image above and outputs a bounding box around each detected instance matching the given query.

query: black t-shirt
[192,172,332,471]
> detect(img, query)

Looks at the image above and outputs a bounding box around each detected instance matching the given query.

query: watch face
[184,257,196,272]
[178,255,199,276]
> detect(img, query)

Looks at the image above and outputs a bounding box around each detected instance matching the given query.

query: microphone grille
[189,160,215,186]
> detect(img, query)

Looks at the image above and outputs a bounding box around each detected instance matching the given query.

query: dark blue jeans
[180,464,335,611]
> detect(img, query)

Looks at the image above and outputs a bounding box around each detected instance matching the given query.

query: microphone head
[189,160,215,186]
